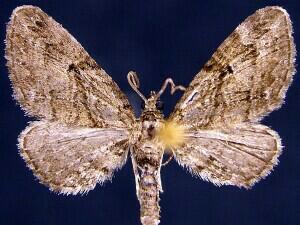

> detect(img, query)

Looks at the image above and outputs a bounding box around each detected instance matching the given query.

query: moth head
[140,92,164,112]
[127,71,165,113]
[127,71,185,114]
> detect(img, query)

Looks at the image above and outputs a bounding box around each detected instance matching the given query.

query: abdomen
[131,142,164,225]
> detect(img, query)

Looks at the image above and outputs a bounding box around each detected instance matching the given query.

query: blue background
[0,1,299,225]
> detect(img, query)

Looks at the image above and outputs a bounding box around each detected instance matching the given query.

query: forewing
[170,6,295,129]
[19,121,129,194]
[175,123,281,188]
[5,6,134,128]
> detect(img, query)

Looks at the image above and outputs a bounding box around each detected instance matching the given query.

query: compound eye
[156,100,164,110]
[141,101,145,110]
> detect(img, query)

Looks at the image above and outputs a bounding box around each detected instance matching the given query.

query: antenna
[127,71,147,102]
[156,78,186,99]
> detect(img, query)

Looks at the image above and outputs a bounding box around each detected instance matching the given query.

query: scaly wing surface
[170,6,295,129]
[5,6,135,194]
[19,121,129,194]
[176,123,281,188]
[5,5,134,128]
[170,7,295,187]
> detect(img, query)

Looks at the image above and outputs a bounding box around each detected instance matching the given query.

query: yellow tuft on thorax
[155,120,186,150]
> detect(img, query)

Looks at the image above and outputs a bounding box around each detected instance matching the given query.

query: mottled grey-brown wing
[175,123,281,188]
[170,6,295,129]
[5,6,134,128]
[19,121,129,194]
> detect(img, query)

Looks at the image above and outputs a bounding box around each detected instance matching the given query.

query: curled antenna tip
[156,78,186,99]
[127,71,147,102]
[128,71,140,89]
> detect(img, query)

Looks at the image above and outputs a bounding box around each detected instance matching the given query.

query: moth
[5,5,296,225]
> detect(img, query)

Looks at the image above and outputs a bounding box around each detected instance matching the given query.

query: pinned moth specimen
[5,5,296,225]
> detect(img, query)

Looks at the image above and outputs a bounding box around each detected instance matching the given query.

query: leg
[162,151,174,166]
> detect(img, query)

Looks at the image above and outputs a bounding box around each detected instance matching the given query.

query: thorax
[129,110,165,164]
